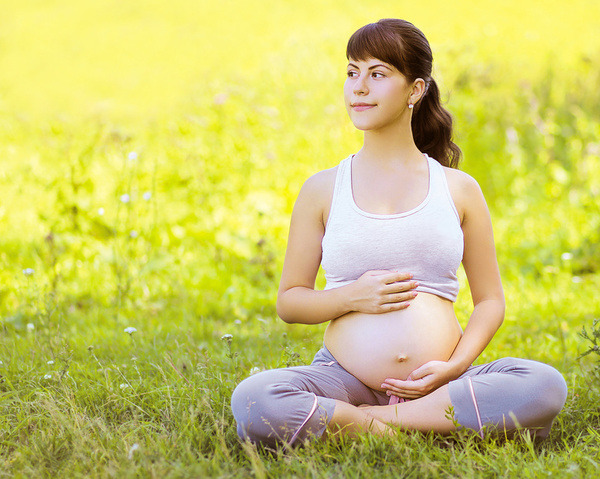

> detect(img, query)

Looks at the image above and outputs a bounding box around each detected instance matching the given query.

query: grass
[1,0,600,477]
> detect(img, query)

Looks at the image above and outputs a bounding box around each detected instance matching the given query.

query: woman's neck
[356,121,422,168]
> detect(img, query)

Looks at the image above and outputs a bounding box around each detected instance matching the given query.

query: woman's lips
[351,103,376,111]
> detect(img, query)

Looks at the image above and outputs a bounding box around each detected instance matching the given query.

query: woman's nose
[353,74,369,95]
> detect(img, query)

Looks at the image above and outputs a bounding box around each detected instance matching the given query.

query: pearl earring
[408,103,414,109]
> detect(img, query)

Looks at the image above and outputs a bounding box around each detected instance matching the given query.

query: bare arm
[276,169,417,325]
[446,173,505,374]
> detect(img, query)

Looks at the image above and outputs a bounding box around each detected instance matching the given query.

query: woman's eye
[372,72,385,78]
[346,71,357,77]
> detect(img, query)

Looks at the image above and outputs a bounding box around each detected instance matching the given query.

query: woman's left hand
[381,360,459,399]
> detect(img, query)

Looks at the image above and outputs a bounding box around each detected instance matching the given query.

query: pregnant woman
[231,18,568,447]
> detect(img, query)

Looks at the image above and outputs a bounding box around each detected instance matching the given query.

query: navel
[396,353,408,363]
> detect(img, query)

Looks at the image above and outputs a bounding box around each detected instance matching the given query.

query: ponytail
[412,79,461,168]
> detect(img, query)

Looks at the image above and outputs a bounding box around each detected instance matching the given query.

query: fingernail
[386,391,391,396]
[412,292,418,297]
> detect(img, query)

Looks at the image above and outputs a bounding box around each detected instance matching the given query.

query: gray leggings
[231,347,568,447]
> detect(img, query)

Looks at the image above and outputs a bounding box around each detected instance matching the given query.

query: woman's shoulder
[302,165,338,190]
[295,165,339,225]
[441,166,481,192]
[440,166,486,224]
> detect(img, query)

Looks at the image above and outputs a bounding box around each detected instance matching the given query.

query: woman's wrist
[446,356,471,378]
[337,282,357,314]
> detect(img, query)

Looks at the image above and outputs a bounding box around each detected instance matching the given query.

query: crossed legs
[231,350,567,446]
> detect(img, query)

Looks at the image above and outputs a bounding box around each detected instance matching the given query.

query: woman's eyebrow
[347,62,393,71]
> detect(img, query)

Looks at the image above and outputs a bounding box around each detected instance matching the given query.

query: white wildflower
[572,276,583,283]
[120,383,130,389]
[234,319,242,325]
[120,194,131,204]
[23,268,35,276]
[249,367,261,375]
[47,360,54,365]
[128,151,138,161]
[143,191,152,201]
[98,207,105,216]
[129,230,138,238]
[26,323,35,331]
[124,327,137,335]
[561,252,573,261]
[221,334,233,341]
[128,443,140,460]
[0,361,3,366]
[43,373,52,379]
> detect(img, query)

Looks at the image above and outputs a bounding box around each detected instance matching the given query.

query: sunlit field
[1,0,600,476]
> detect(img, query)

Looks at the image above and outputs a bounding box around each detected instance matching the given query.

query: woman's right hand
[347,270,419,314]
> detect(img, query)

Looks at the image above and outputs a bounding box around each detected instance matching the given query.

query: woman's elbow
[276,294,295,324]
[276,309,294,324]
[497,293,506,315]
[493,296,506,327]
[474,294,505,326]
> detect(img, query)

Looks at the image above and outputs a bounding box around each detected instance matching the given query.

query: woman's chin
[349,118,399,132]
[350,121,380,131]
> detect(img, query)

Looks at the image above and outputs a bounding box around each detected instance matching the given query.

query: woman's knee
[492,357,568,416]
[231,372,276,443]
[230,369,304,445]
[463,357,568,435]
[529,362,568,419]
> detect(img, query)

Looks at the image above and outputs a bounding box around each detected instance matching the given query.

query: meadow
[1,0,600,477]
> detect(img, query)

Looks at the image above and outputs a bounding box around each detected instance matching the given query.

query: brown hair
[346,19,461,168]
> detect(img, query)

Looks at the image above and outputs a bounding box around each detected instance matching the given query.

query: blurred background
[1,0,599,362]
[3,0,600,119]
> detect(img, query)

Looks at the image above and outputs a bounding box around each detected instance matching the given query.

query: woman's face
[344,57,414,132]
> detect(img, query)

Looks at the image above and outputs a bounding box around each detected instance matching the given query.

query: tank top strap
[338,155,354,203]
[325,155,353,229]
[425,154,461,223]
[425,154,444,200]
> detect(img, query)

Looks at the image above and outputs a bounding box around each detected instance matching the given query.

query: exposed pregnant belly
[323,293,463,391]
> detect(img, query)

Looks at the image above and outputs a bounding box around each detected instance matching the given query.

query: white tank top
[321,154,464,302]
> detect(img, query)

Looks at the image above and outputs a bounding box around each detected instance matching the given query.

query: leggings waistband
[311,345,339,366]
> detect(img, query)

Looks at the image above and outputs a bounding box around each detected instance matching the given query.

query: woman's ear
[409,78,426,105]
